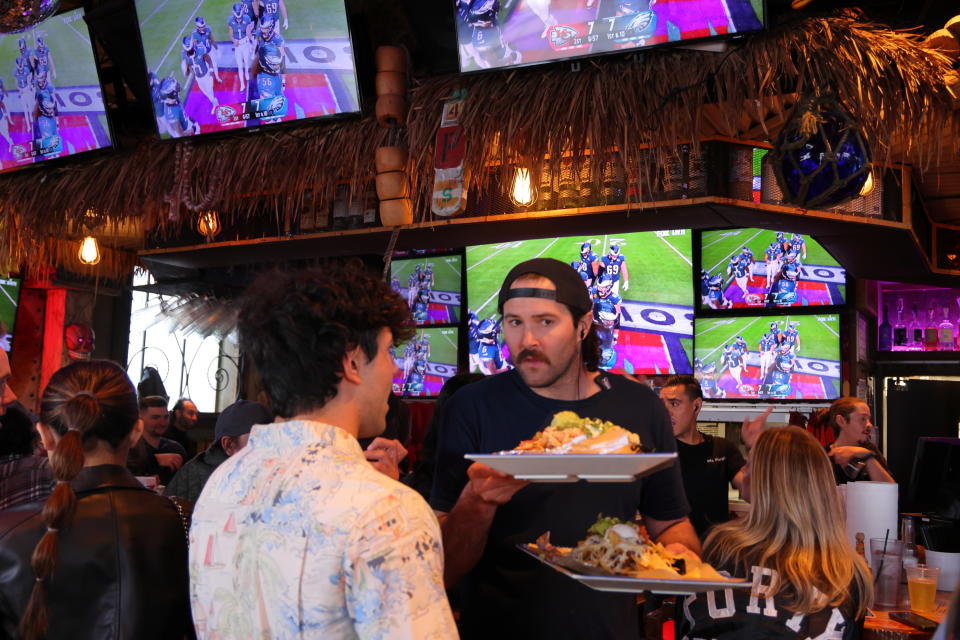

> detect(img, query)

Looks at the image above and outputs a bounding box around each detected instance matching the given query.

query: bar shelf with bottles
[876,283,960,353]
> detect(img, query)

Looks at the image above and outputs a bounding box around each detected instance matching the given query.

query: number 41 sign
[432,89,467,217]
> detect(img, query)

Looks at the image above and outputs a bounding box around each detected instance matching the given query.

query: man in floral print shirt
[189,262,457,639]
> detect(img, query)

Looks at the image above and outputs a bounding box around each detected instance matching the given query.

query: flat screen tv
[0,9,112,172]
[390,254,463,325]
[391,327,460,397]
[0,277,20,352]
[699,227,846,310]
[135,0,360,139]
[693,312,841,400]
[466,230,694,376]
[455,0,765,73]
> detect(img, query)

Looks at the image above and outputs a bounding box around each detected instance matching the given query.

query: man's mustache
[517,349,550,365]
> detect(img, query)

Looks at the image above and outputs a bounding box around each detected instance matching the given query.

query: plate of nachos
[465,411,676,482]
[519,515,750,594]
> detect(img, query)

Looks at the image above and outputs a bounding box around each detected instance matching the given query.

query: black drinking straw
[876,529,891,580]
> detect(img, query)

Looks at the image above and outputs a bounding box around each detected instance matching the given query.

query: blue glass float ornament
[771,93,871,208]
[0,0,59,33]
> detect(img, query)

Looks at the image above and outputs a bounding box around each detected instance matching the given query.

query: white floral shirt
[189,420,458,640]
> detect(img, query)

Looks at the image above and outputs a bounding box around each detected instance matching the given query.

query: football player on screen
[599,244,629,296]
[790,232,807,260]
[32,37,56,82]
[457,0,521,70]
[766,342,796,398]
[476,317,507,375]
[767,250,802,306]
[782,321,801,354]
[13,45,35,137]
[590,278,623,368]
[726,254,750,298]
[405,360,426,397]
[574,241,600,287]
[257,0,288,31]
[696,361,726,399]
[158,73,200,137]
[228,3,254,93]
[254,17,286,122]
[0,79,14,148]
[739,246,755,282]
[192,17,223,84]
[412,288,430,324]
[700,269,710,306]
[720,342,745,391]
[181,36,219,115]
[32,72,58,155]
[764,240,783,291]
[466,311,482,373]
[758,330,777,380]
[706,274,732,309]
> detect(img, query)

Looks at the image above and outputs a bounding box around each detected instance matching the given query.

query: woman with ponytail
[0,360,193,639]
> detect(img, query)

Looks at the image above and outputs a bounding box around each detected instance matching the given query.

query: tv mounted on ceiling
[454,0,766,73]
[0,9,113,172]
[134,0,361,139]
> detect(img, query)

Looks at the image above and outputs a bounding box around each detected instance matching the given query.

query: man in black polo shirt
[431,258,698,640]
[661,375,746,538]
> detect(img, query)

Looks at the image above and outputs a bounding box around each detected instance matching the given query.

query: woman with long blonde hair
[681,426,873,639]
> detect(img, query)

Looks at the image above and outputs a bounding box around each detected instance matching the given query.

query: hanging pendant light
[510,167,538,208]
[78,236,101,265]
[197,209,221,240]
[771,93,872,208]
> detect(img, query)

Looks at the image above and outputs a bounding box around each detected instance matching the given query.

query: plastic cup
[870,538,904,608]
[906,564,940,612]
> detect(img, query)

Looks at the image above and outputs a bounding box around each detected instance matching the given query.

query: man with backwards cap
[164,400,271,503]
[431,258,698,639]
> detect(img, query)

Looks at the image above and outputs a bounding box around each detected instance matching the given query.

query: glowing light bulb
[859,171,874,197]
[510,167,537,207]
[78,236,101,265]
[197,210,221,239]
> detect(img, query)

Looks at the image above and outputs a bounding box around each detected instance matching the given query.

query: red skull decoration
[65,324,95,361]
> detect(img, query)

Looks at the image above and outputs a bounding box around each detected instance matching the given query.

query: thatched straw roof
[0,8,957,280]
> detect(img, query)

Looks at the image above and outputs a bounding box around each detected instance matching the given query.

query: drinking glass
[906,564,940,612]
[870,538,904,608]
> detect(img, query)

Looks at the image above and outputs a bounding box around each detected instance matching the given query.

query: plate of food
[519,516,751,595]
[465,411,677,482]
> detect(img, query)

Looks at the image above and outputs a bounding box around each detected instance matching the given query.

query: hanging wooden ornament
[771,93,872,209]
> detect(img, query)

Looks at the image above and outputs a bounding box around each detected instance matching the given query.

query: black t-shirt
[128,437,187,485]
[826,441,889,485]
[430,370,690,640]
[165,425,197,459]
[677,433,746,538]
[680,560,862,640]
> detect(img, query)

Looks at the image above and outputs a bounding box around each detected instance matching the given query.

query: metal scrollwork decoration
[0,0,59,33]
[771,93,872,209]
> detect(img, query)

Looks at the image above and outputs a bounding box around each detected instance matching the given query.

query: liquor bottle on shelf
[557,161,578,209]
[923,303,939,350]
[578,162,596,207]
[938,306,955,351]
[909,304,923,349]
[893,298,907,349]
[878,304,892,351]
[600,160,626,205]
[330,184,349,231]
[538,165,556,211]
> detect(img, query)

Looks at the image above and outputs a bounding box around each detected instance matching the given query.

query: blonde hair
[703,426,873,617]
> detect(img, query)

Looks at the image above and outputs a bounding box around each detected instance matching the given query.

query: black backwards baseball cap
[497,258,593,316]
[214,400,272,442]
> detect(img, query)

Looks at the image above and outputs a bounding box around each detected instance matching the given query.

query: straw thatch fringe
[0,8,956,278]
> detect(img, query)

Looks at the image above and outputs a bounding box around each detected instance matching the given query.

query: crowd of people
[0,256,924,640]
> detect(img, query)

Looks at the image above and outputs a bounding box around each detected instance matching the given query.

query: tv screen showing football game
[693,313,841,401]
[0,278,20,352]
[699,228,846,311]
[391,327,459,397]
[390,255,462,325]
[135,0,360,139]
[466,230,694,376]
[455,0,765,73]
[0,10,112,172]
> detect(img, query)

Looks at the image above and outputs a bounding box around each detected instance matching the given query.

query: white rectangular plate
[465,452,677,482]
[518,546,751,595]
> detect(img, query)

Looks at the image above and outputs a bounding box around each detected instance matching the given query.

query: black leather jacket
[0,465,193,639]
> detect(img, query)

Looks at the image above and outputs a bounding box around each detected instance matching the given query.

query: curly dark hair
[238,261,415,418]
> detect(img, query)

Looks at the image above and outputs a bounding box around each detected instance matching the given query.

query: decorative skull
[65,324,95,360]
